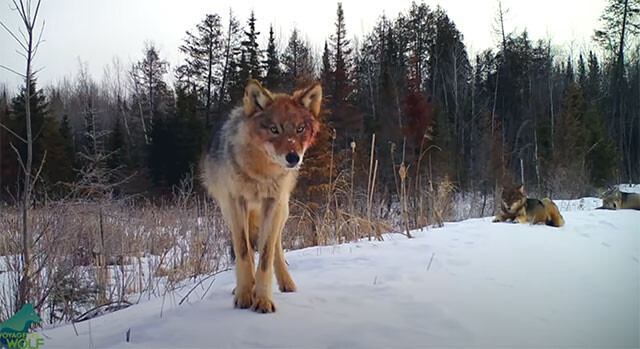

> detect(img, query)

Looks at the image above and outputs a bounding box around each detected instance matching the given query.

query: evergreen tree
[241,11,262,80]
[263,25,283,89]
[58,114,76,168]
[282,28,315,89]
[552,83,588,174]
[131,43,173,125]
[9,80,73,189]
[320,41,333,90]
[218,9,244,112]
[594,0,640,180]
[326,2,360,147]
[178,13,224,127]
[148,84,204,188]
[329,2,353,104]
[107,118,125,170]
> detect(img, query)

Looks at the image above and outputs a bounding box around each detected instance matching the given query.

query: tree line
[1,0,638,205]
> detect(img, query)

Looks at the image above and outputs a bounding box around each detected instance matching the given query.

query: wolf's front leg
[492,213,506,223]
[223,198,255,309]
[515,215,528,224]
[252,198,279,313]
[273,202,296,292]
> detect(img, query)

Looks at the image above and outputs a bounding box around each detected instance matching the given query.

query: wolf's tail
[542,198,564,227]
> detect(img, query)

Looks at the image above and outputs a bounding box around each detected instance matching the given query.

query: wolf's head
[501,184,526,213]
[600,188,622,209]
[243,80,321,170]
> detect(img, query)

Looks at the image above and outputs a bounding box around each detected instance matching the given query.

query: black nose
[285,152,300,166]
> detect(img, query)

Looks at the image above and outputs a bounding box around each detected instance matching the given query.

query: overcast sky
[0,0,606,91]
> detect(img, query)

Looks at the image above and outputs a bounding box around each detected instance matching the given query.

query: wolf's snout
[285,152,300,167]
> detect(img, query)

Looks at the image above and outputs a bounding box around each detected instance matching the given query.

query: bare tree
[0,0,45,309]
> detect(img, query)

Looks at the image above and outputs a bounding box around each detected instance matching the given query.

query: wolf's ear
[517,184,525,194]
[244,80,274,116]
[296,83,322,117]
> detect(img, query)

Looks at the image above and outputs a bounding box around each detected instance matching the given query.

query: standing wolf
[492,184,565,227]
[201,80,321,313]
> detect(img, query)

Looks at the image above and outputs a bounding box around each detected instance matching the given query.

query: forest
[0,0,638,323]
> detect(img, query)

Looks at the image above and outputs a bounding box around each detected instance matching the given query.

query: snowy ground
[35,202,640,348]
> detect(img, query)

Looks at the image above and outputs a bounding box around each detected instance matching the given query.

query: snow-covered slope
[40,208,639,348]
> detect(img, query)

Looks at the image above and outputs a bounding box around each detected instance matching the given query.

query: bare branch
[15,49,27,60]
[31,149,47,189]
[32,66,45,76]
[0,64,26,78]
[18,26,27,43]
[0,122,27,143]
[9,141,27,173]
[32,19,45,57]
[0,21,28,52]
[33,0,42,28]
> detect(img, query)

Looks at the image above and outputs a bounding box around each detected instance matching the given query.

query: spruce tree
[241,11,262,80]
[178,13,224,127]
[263,25,283,89]
[282,28,315,89]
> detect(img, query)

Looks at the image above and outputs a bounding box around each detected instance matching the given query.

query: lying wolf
[493,184,565,227]
[598,187,640,210]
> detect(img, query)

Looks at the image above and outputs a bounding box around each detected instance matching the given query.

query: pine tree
[263,25,283,89]
[131,43,172,125]
[218,9,243,112]
[148,84,204,188]
[326,2,360,147]
[594,0,640,180]
[241,11,262,80]
[282,28,315,89]
[58,114,75,168]
[10,79,73,189]
[552,83,588,179]
[320,41,333,90]
[178,13,224,127]
[329,2,353,104]
[107,118,125,170]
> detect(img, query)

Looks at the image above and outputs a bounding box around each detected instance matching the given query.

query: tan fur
[201,80,321,313]
[493,184,565,227]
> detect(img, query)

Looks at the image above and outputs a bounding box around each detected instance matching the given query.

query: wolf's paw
[251,297,276,313]
[279,279,297,293]
[492,218,499,223]
[234,289,253,309]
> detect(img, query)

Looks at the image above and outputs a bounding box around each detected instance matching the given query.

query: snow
[620,184,640,194]
[37,204,640,348]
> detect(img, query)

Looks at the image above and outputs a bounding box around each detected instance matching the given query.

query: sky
[0,0,606,92]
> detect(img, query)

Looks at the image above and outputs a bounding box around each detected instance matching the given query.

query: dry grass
[0,195,230,323]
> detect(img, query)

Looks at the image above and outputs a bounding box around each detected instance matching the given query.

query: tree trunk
[19,6,36,309]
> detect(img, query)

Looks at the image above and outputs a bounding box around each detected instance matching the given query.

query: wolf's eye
[269,125,279,134]
[296,125,305,133]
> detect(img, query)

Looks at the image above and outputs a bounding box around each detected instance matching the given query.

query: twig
[427,252,435,271]
[179,268,230,306]
[200,277,216,300]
